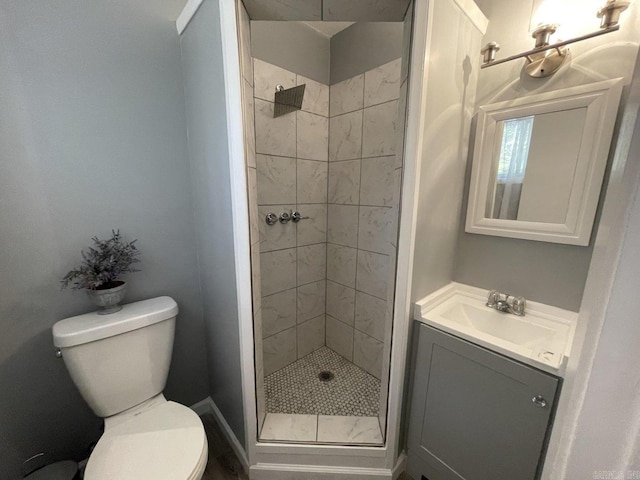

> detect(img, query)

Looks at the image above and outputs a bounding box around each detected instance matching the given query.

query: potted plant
[61,230,140,315]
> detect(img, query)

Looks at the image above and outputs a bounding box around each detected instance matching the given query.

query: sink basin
[441,303,556,347]
[415,283,577,374]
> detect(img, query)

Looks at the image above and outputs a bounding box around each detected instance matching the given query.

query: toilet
[52,296,208,480]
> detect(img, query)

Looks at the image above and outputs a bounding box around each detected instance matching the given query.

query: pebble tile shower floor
[265,346,381,416]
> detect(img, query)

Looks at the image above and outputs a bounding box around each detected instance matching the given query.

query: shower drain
[318,370,335,382]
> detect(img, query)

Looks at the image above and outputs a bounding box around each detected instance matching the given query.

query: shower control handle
[279,211,291,224]
[291,211,309,223]
[265,213,278,225]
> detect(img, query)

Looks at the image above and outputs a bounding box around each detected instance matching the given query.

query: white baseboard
[392,452,408,479]
[190,396,250,474]
[190,397,213,416]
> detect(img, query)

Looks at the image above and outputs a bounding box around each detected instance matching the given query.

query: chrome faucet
[486,290,526,316]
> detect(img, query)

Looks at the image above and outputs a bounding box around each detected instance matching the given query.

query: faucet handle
[486,290,500,307]
[511,296,526,316]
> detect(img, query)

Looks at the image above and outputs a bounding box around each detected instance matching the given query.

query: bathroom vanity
[407,283,577,480]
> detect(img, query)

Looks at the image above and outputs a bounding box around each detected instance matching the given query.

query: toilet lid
[85,401,207,480]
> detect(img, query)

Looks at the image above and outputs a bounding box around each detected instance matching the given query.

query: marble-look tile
[298,75,329,117]
[247,167,260,246]
[353,330,384,379]
[297,111,328,161]
[329,111,363,162]
[358,206,396,255]
[360,156,396,206]
[326,281,355,326]
[364,58,401,108]
[356,250,389,299]
[243,79,256,167]
[260,413,318,442]
[297,244,326,286]
[253,59,296,102]
[297,315,326,358]
[262,288,297,338]
[355,291,386,341]
[238,1,253,85]
[260,248,297,296]
[316,415,383,444]
[296,204,327,246]
[297,280,326,323]
[255,98,296,158]
[326,244,357,287]
[395,80,408,166]
[328,160,360,205]
[250,243,262,310]
[391,168,403,210]
[362,101,398,158]
[327,204,358,248]
[256,154,296,205]
[258,205,296,252]
[263,326,297,375]
[297,160,328,204]
[330,74,364,116]
[401,2,413,83]
[243,0,322,21]
[326,315,354,361]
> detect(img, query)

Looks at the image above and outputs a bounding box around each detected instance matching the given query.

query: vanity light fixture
[480,0,631,77]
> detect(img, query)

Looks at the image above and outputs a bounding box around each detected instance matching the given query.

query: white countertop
[414,282,578,376]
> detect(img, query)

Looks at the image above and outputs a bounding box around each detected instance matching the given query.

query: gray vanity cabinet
[407,323,559,480]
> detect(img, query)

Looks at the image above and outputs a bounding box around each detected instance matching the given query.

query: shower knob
[279,211,291,224]
[291,211,309,223]
[265,213,278,225]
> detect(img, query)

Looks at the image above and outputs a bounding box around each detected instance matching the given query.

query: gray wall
[180,0,246,449]
[251,21,330,84]
[0,1,209,477]
[453,0,640,311]
[330,22,403,84]
[411,0,485,300]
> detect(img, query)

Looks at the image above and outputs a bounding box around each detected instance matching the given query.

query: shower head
[274,84,305,118]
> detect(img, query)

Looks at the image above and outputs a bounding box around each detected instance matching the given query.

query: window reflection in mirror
[486,108,587,224]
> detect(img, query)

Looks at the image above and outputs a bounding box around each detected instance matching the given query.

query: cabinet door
[407,324,558,480]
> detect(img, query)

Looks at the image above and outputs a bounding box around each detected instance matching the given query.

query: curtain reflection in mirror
[491,116,534,219]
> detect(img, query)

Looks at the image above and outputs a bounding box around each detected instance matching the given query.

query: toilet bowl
[52,297,207,480]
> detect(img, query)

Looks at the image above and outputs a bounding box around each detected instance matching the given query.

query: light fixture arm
[480,0,630,77]
[481,24,619,69]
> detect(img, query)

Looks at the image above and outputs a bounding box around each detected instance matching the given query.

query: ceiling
[242,0,411,21]
[301,21,355,38]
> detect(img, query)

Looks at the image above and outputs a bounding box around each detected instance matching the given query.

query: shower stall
[237,5,413,446]
[181,0,488,476]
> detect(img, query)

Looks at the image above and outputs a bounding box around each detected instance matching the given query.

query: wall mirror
[466,78,624,245]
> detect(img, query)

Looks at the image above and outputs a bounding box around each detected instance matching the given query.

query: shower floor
[265,347,381,417]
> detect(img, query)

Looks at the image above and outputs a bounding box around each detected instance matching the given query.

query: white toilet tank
[52,297,178,418]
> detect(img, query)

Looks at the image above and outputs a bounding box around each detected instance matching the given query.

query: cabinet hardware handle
[532,395,547,408]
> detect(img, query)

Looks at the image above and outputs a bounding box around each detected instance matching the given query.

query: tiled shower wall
[252,55,405,380]
[325,59,403,381]
[253,58,330,376]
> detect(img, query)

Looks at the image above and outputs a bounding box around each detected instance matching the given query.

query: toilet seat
[85,401,208,480]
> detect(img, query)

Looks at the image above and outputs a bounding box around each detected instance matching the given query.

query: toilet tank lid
[52,296,178,348]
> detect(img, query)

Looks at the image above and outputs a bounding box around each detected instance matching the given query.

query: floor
[201,414,248,480]
[201,411,411,479]
[265,346,381,416]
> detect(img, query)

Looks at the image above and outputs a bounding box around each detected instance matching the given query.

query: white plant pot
[87,281,127,315]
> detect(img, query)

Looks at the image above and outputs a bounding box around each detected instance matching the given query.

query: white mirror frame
[466,78,624,246]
